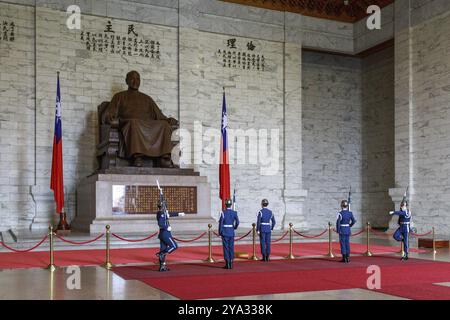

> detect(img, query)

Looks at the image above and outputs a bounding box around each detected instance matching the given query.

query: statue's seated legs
[131,153,174,168]
[159,154,174,168]
[132,154,145,167]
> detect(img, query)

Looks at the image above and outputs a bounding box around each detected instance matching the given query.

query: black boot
[401,254,408,261]
[261,255,266,261]
[159,253,169,272]
[345,254,350,263]
[229,260,233,269]
[266,255,270,262]
[340,254,346,263]
[223,260,229,269]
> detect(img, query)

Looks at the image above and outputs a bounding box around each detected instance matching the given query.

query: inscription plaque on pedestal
[112,185,197,215]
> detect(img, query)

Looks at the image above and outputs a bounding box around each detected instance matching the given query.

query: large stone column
[388,0,413,229]
[282,13,308,230]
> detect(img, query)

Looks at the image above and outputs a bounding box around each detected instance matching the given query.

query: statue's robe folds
[106,90,175,158]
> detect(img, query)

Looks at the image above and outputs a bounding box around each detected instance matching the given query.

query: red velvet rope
[350,229,366,237]
[411,230,433,237]
[173,232,207,243]
[112,231,159,242]
[294,228,328,239]
[212,230,252,241]
[332,228,365,237]
[234,230,253,242]
[0,235,48,253]
[271,230,289,243]
[55,233,105,245]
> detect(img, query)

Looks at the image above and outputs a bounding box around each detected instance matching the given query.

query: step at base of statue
[96,167,200,176]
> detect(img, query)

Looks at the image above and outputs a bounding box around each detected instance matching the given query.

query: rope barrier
[271,230,289,243]
[333,228,377,237]
[350,229,366,237]
[293,228,328,239]
[0,235,48,253]
[212,229,252,241]
[173,232,207,243]
[111,231,159,242]
[234,229,252,242]
[0,221,438,267]
[411,230,433,237]
[55,233,105,245]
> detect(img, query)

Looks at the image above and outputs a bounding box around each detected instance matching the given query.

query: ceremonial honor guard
[336,200,356,263]
[155,180,185,271]
[219,198,239,269]
[156,202,185,271]
[256,199,276,261]
[390,200,412,260]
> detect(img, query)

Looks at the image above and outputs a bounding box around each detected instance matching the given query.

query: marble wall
[409,10,450,233]
[0,3,35,230]
[179,29,287,228]
[0,0,305,231]
[1,0,450,236]
[361,46,395,227]
[32,7,178,229]
[302,51,364,228]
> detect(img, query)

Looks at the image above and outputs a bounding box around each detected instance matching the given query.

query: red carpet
[112,256,450,300]
[0,241,425,270]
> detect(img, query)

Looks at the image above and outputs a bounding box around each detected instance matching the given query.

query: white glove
[389,211,394,215]
[167,226,172,232]
[179,212,185,217]
[257,231,260,235]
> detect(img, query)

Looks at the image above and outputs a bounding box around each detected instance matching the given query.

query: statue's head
[126,71,140,90]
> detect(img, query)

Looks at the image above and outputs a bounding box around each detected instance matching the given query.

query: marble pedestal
[72,168,215,234]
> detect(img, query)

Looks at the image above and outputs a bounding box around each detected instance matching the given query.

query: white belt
[223,225,233,227]
[400,222,410,225]
[340,224,350,227]
[261,222,271,225]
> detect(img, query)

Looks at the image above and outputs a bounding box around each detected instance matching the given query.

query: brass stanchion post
[286,223,295,259]
[204,224,215,263]
[432,227,437,255]
[364,222,373,257]
[102,225,114,270]
[327,222,334,258]
[250,223,258,260]
[46,226,56,272]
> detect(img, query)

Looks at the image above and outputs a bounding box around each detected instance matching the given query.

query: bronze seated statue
[96,71,179,170]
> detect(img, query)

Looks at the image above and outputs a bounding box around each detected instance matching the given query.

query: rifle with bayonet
[156,179,170,226]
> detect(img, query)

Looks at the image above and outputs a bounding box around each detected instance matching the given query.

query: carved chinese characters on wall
[216,38,265,72]
[79,20,161,61]
[0,20,15,43]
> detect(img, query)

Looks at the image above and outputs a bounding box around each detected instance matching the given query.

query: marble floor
[0,237,449,300]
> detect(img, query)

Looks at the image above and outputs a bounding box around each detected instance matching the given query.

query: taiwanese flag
[50,72,64,214]
[219,91,230,210]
